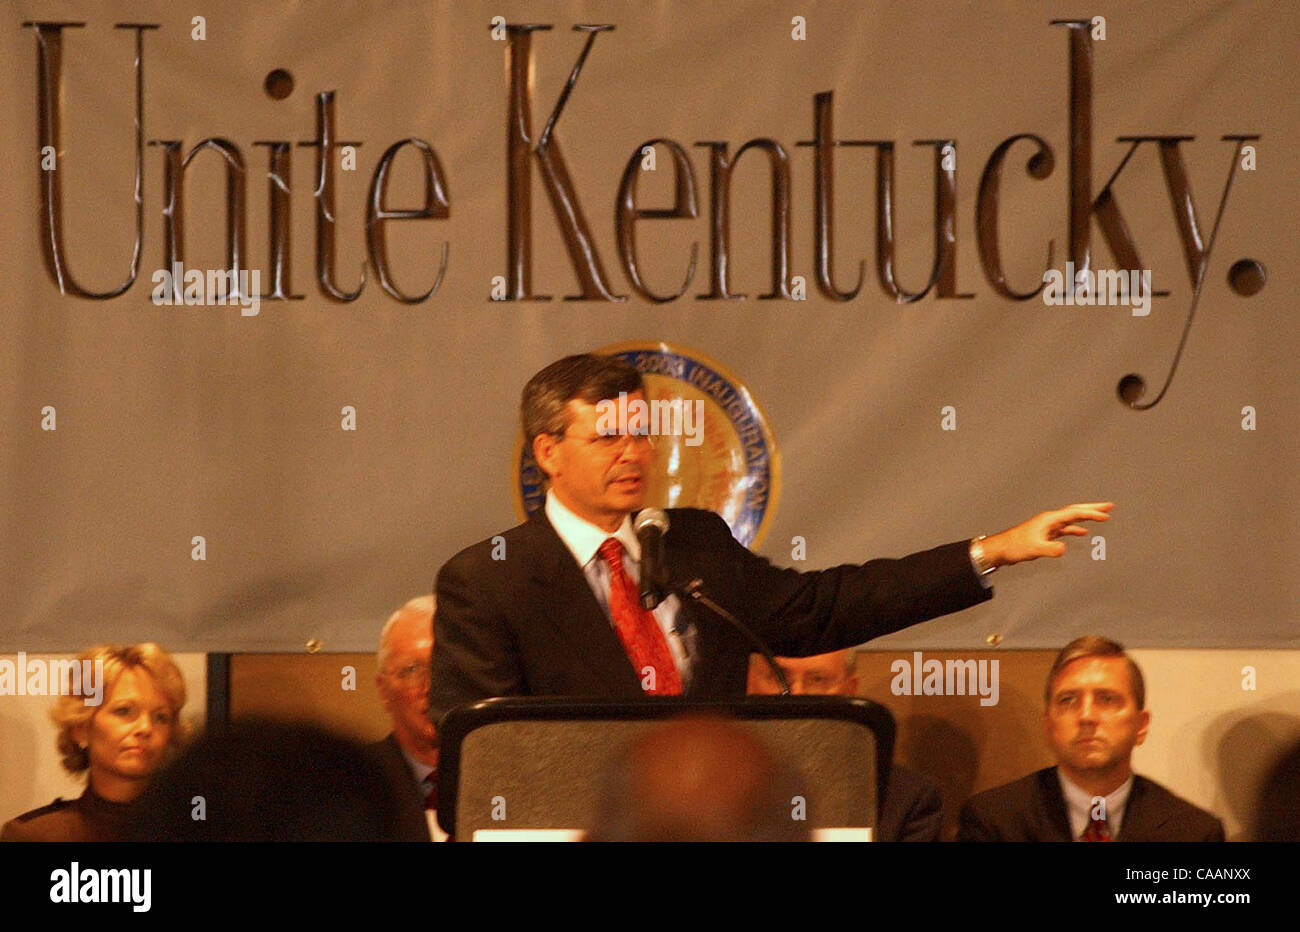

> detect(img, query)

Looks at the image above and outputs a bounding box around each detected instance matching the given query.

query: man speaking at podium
[430,353,1112,722]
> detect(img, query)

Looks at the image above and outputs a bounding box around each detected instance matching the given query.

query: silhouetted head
[589,716,807,842]
[1256,739,1300,842]
[127,719,417,841]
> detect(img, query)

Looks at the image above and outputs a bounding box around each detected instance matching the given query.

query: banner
[1,0,1294,651]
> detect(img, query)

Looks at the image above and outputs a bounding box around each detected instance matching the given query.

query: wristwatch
[970,535,997,577]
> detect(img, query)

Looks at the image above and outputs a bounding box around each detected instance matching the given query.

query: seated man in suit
[433,352,1114,721]
[958,635,1224,842]
[747,649,944,842]
[364,595,447,841]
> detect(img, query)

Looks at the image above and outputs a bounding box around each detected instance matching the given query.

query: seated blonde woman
[1,644,189,842]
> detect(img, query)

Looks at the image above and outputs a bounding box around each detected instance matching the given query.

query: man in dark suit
[958,635,1224,842]
[432,353,1114,722]
[364,595,446,841]
[746,650,944,842]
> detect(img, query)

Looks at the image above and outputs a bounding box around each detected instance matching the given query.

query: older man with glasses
[366,595,446,841]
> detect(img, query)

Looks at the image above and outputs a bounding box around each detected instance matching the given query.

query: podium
[436,696,895,840]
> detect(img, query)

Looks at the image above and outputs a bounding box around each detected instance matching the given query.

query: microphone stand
[672,578,790,696]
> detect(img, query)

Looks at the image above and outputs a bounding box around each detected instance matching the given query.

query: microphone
[633,509,790,694]
[633,508,670,610]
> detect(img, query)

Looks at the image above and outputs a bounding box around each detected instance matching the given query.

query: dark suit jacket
[361,733,433,842]
[432,506,991,721]
[879,765,944,842]
[0,787,130,842]
[956,766,1225,842]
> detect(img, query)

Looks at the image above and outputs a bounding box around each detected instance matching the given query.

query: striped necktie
[1081,816,1112,841]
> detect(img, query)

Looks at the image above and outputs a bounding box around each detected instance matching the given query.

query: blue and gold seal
[514,342,780,547]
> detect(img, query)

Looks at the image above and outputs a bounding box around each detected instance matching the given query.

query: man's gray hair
[376,595,435,673]
[520,353,645,451]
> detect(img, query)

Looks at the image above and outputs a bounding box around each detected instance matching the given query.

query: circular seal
[514,341,780,547]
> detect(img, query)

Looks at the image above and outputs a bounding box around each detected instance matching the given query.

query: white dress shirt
[1058,769,1133,840]
[544,494,694,688]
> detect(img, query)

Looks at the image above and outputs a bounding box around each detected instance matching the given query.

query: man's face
[377,614,437,754]
[533,391,654,532]
[76,668,175,785]
[1044,656,1149,777]
[746,652,857,696]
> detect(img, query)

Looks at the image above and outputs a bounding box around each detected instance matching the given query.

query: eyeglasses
[557,430,655,452]
[385,664,431,687]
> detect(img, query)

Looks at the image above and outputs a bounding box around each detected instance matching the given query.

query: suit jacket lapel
[522,509,644,696]
[1116,776,1165,841]
[1040,768,1076,841]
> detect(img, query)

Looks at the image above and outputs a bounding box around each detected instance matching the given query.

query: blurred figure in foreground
[2,643,190,842]
[588,716,808,842]
[128,719,426,841]
[1255,738,1300,842]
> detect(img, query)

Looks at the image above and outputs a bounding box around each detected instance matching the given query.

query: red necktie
[1081,817,1112,841]
[598,538,683,695]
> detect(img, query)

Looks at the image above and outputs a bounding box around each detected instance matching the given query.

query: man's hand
[982,502,1114,567]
